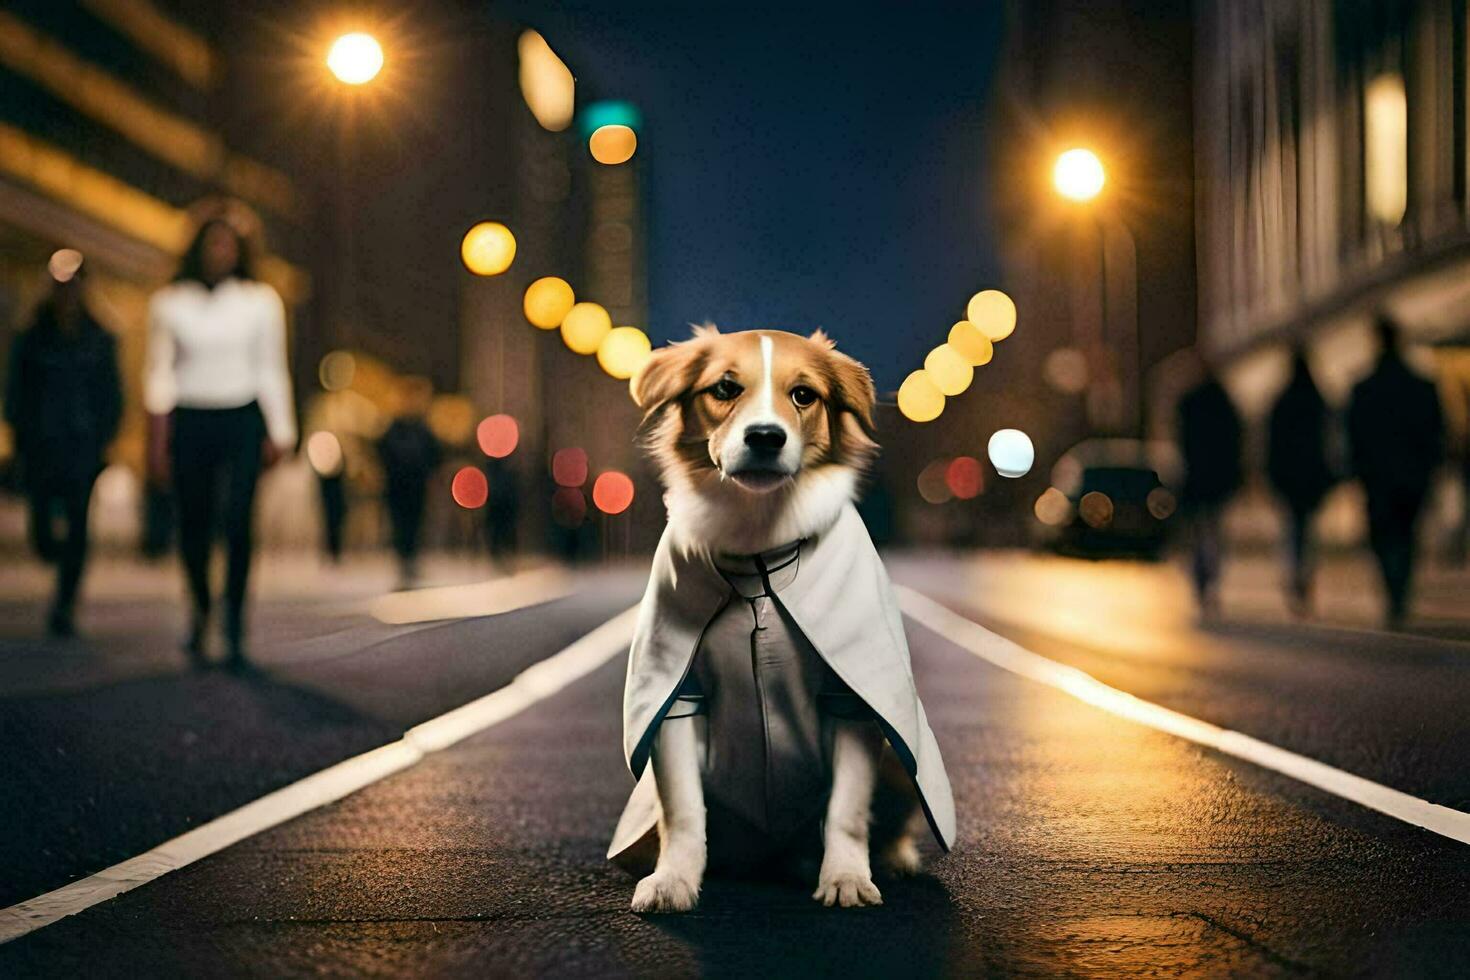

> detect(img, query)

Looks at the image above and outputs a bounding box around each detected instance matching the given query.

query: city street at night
[3,553,1469,975]
[4,0,1470,976]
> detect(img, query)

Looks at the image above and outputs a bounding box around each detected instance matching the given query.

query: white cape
[608,503,956,867]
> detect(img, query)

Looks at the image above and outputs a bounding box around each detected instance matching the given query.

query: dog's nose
[743,424,787,454]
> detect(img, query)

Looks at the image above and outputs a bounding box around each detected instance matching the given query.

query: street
[3,552,1469,976]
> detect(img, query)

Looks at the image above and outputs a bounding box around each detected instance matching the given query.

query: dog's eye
[709,379,743,401]
[790,385,818,408]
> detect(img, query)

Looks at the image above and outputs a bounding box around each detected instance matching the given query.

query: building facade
[1195,0,1469,542]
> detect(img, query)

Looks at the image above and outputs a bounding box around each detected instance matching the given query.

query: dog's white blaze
[758,334,775,417]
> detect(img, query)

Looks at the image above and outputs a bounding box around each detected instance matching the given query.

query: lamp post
[1052,147,1144,439]
[325,32,382,352]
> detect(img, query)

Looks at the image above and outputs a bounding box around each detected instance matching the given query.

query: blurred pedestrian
[145,210,296,668]
[1176,358,1243,616]
[1266,350,1335,616]
[377,377,441,588]
[1347,316,1445,628]
[4,253,121,635]
[483,454,520,568]
[318,470,347,562]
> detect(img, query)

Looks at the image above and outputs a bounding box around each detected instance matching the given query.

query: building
[0,0,309,544]
[1195,0,1469,544]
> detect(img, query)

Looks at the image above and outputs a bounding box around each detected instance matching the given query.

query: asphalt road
[2,553,1469,976]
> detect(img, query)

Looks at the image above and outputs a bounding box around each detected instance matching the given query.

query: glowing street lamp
[1053,147,1104,202]
[1051,145,1143,437]
[327,32,383,85]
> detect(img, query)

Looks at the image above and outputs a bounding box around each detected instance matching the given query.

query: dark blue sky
[505,3,1005,390]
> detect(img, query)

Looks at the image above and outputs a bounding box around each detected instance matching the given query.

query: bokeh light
[917,459,953,504]
[523,276,575,329]
[597,326,653,379]
[592,470,635,515]
[552,447,589,487]
[923,344,973,396]
[1044,347,1089,393]
[1034,487,1073,526]
[987,428,1034,478]
[327,32,383,85]
[948,320,993,366]
[305,431,344,477]
[1146,486,1178,520]
[318,350,356,391]
[461,222,517,276]
[476,414,519,458]
[451,466,489,509]
[1053,147,1105,202]
[945,456,984,499]
[1079,490,1114,528]
[561,302,612,354]
[551,486,587,528]
[517,30,575,132]
[427,394,476,446]
[897,370,945,423]
[48,248,83,282]
[967,289,1017,342]
[589,124,637,165]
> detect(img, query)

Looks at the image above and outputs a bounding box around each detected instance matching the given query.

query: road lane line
[366,566,575,624]
[896,585,1470,847]
[0,604,641,945]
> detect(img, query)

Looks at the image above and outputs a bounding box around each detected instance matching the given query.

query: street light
[327,32,383,85]
[1051,147,1142,437]
[1053,147,1105,202]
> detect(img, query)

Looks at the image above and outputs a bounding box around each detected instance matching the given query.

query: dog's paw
[813,869,883,908]
[878,835,923,877]
[631,871,700,913]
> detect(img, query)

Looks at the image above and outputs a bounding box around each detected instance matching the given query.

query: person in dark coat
[483,454,520,567]
[1267,351,1335,615]
[4,258,122,635]
[377,377,441,588]
[1347,316,1445,628]
[1177,360,1244,615]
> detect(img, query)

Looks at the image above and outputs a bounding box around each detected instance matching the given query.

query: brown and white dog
[624,325,929,912]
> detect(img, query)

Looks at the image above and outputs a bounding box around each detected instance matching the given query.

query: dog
[608,326,955,913]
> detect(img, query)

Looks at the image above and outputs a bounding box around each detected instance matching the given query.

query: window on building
[1365,71,1408,226]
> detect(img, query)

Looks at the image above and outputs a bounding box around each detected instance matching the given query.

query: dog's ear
[631,339,706,416]
[821,343,879,463]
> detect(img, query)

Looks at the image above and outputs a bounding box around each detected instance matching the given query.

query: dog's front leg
[814,719,884,907]
[631,717,706,913]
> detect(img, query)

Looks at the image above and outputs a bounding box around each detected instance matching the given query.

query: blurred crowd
[1177,316,1450,628]
[3,209,528,666]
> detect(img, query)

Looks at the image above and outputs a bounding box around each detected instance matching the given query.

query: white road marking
[896,585,1470,847]
[367,567,574,624]
[0,605,642,945]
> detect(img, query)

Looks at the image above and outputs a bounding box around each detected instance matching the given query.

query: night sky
[501,2,1006,390]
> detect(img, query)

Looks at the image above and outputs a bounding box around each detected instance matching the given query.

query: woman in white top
[145,215,296,668]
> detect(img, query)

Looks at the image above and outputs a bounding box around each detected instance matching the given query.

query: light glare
[988,428,1034,478]
[897,371,945,423]
[461,222,516,276]
[327,32,383,85]
[1053,147,1105,202]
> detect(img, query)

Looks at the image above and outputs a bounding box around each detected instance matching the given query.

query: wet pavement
[2,551,1469,975]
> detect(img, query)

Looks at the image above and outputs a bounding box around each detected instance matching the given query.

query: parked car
[1041,439,1182,560]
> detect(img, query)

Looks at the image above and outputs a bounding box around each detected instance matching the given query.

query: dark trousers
[28,474,97,618]
[172,404,264,634]
[386,484,427,571]
[1366,489,1426,623]
[1285,503,1316,605]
